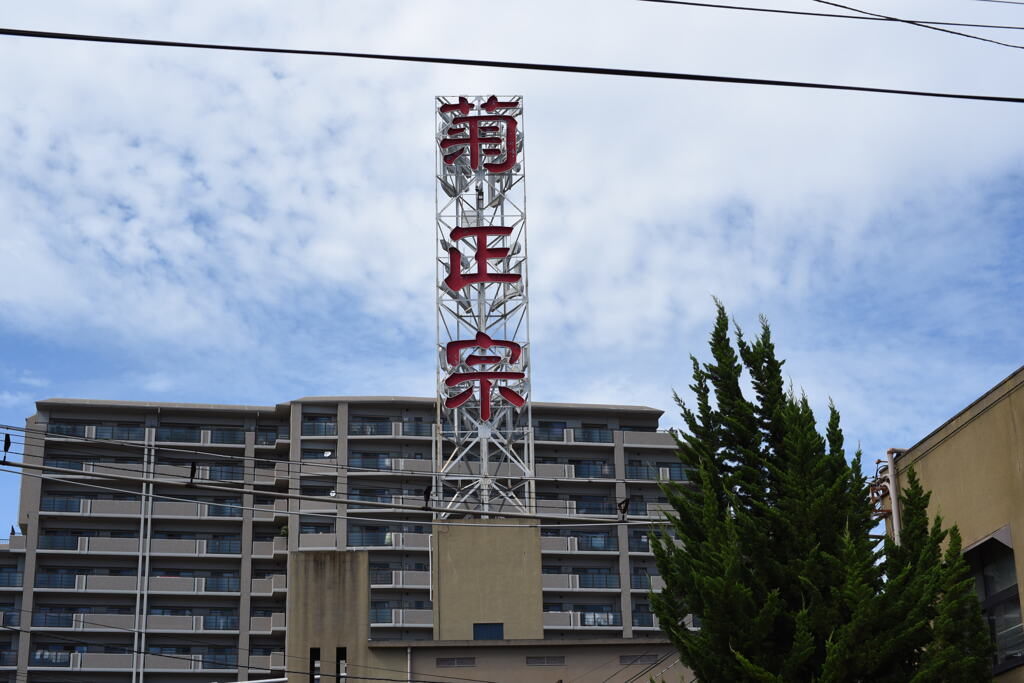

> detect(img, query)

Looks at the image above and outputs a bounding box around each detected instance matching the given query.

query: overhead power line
[975,0,1024,5]
[811,0,1024,49]
[0,26,1023,103]
[638,0,1024,30]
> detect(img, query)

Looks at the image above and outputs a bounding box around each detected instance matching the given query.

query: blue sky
[0,0,1022,528]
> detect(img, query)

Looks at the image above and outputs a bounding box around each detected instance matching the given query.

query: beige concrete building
[887,365,1024,680]
[0,395,687,682]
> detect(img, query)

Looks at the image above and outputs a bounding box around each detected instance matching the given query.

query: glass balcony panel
[46,423,86,437]
[632,612,654,627]
[38,536,79,550]
[209,465,244,481]
[348,422,392,436]
[35,574,74,588]
[32,612,73,627]
[1,612,19,626]
[576,536,618,551]
[576,501,615,515]
[95,425,145,440]
[578,574,620,589]
[534,427,564,441]
[43,459,83,471]
[402,422,432,437]
[302,422,338,437]
[629,538,651,552]
[208,503,242,518]
[350,455,392,471]
[575,428,613,443]
[254,431,277,445]
[40,497,82,513]
[202,653,238,669]
[631,575,652,589]
[370,569,394,585]
[206,538,242,554]
[0,650,16,665]
[575,463,612,478]
[579,611,622,626]
[31,651,71,666]
[210,429,245,445]
[0,572,22,587]
[203,615,239,630]
[205,576,240,592]
[626,465,658,480]
[156,427,201,443]
[369,608,393,624]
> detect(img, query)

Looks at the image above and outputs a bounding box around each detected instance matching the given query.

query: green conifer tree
[652,303,993,682]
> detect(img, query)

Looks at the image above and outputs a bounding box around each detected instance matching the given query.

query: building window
[966,538,1024,672]
[526,656,565,666]
[436,657,475,667]
[473,623,504,640]
[620,654,658,665]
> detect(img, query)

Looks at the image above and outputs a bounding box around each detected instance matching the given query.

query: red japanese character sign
[439,96,518,173]
[444,226,522,293]
[444,331,526,421]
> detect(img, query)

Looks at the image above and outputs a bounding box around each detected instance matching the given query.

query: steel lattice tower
[433,95,533,517]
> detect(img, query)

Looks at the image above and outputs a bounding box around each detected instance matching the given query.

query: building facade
[0,395,688,682]
[887,365,1024,681]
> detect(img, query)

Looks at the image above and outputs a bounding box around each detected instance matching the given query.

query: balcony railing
[203,615,239,630]
[629,538,651,552]
[369,608,393,624]
[402,422,432,437]
[579,611,622,626]
[95,425,145,440]
[156,427,201,443]
[44,459,83,471]
[631,575,652,589]
[534,427,565,441]
[30,651,71,666]
[350,456,392,471]
[632,612,654,627]
[208,503,242,518]
[210,429,244,445]
[205,576,241,592]
[628,502,648,516]
[46,423,86,437]
[0,572,22,587]
[202,653,238,669]
[40,497,82,513]
[350,494,394,507]
[0,650,16,665]
[575,463,613,478]
[38,536,79,550]
[348,422,392,436]
[575,501,616,515]
[348,532,391,547]
[33,613,74,627]
[302,422,338,437]
[206,539,242,554]
[35,574,75,588]
[626,465,658,480]
[575,428,613,443]
[576,536,618,551]
[2,612,19,626]
[578,574,620,589]
[370,569,394,585]
[664,464,689,481]
[209,464,244,481]
[254,431,277,445]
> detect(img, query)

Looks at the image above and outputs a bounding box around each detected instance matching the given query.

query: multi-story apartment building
[0,395,687,682]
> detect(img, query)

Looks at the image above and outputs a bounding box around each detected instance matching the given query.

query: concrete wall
[286,550,405,683]
[896,367,1024,682]
[432,517,543,640]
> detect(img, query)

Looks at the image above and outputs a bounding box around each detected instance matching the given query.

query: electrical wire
[810,0,1024,49]
[638,0,1024,30]
[0,26,1022,103]
[0,622,498,683]
[7,426,682,514]
[0,608,492,683]
[975,0,1024,5]
[0,459,666,529]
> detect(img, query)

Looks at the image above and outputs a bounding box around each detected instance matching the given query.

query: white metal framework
[434,95,533,517]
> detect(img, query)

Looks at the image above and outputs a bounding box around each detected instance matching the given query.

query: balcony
[1,612,18,626]
[302,422,338,437]
[248,651,286,672]
[33,613,74,627]
[249,612,286,633]
[0,650,15,666]
[402,422,432,437]
[210,429,244,445]
[542,573,620,590]
[535,426,566,442]
[0,572,22,588]
[575,501,616,516]
[348,421,393,436]
[207,502,243,518]
[205,576,241,592]
[206,538,242,554]
[255,430,279,445]
[369,569,430,588]
[209,464,245,481]
[30,650,71,666]
[299,533,337,549]
[574,463,614,479]
[626,465,659,480]
[252,535,288,557]
[254,499,288,520]
[95,425,145,441]
[629,537,651,553]
[542,611,623,629]
[40,497,82,513]
[251,573,287,595]
[574,428,614,444]
[46,423,86,438]
[202,615,239,630]
[155,426,201,443]
[369,608,433,627]
[347,531,430,550]
[632,612,658,628]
